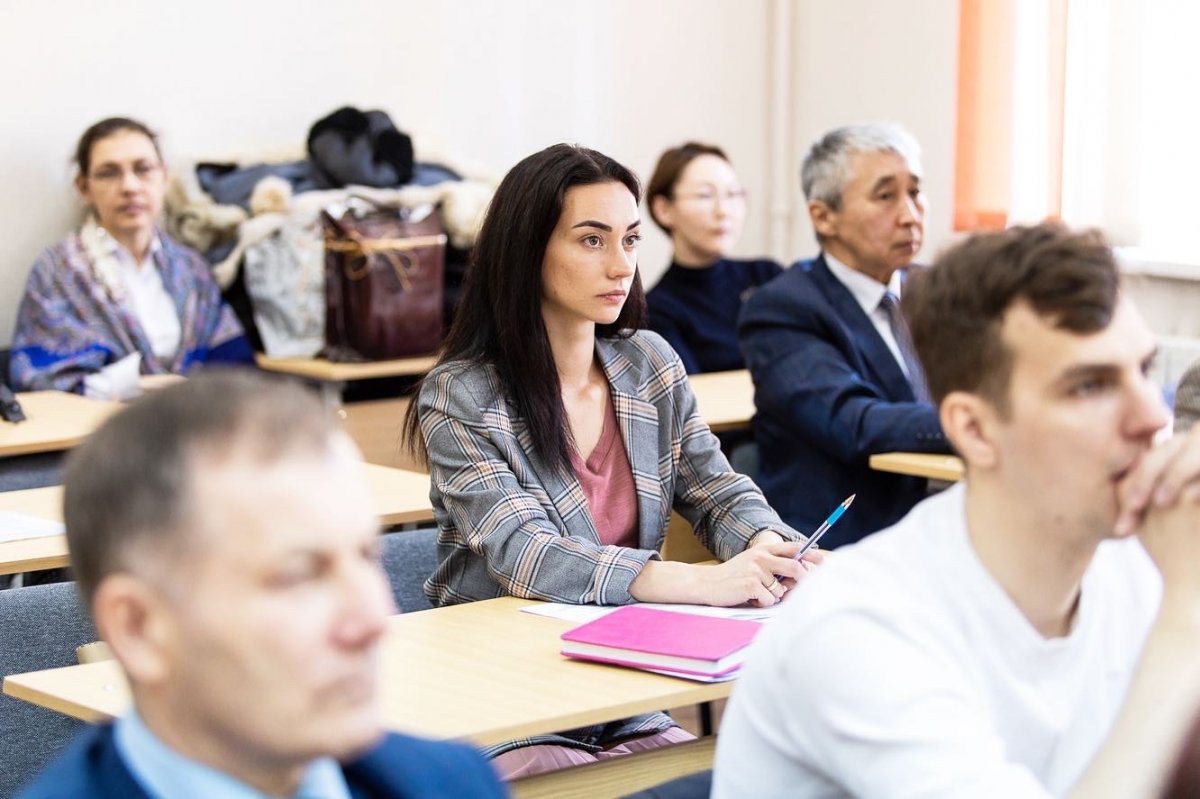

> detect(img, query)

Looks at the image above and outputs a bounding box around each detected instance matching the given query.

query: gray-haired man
[18,371,505,798]
[738,123,950,547]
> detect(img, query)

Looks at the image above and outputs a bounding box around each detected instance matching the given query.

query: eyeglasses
[673,188,748,208]
[87,162,162,185]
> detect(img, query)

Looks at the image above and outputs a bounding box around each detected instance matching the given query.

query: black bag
[308,107,414,189]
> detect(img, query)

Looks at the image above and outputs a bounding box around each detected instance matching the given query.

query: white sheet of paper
[521,600,785,624]
[0,511,65,544]
[521,604,616,624]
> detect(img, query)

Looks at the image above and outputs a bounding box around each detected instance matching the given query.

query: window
[956,0,1200,270]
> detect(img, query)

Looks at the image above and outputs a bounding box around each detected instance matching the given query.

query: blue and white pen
[793,494,855,560]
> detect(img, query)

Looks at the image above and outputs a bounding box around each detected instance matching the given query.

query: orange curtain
[954,0,1068,231]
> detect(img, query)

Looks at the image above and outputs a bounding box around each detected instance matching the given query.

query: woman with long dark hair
[404,143,816,777]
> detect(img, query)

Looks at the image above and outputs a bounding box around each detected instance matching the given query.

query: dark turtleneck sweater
[646,257,783,374]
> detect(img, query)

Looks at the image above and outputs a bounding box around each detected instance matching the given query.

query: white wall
[0,0,965,348]
[0,0,781,347]
[787,0,960,261]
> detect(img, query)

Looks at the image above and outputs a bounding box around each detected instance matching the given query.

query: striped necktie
[878,291,931,403]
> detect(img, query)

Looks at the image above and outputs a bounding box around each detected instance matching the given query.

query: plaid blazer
[419,330,801,607]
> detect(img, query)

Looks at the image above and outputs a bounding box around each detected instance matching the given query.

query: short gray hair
[800,123,922,210]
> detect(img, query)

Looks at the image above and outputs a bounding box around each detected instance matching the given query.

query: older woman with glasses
[8,117,252,399]
[644,142,782,375]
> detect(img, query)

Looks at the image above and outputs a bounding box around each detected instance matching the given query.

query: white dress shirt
[114,710,351,799]
[113,238,182,361]
[80,221,182,400]
[822,252,910,378]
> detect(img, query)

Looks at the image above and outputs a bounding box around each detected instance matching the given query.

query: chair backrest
[0,581,98,797]
[378,528,438,613]
[0,451,65,493]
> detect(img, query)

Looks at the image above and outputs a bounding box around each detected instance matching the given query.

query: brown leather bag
[321,201,446,361]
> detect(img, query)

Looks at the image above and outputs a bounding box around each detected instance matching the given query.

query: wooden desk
[0,464,434,576]
[361,463,435,526]
[256,353,438,403]
[0,486,65,575]
[255,353,438,382]
[341,397,426,472]
[4,597,729,740]
[869,452,965,482]
[687,369,754,433]
[0,392,119,458]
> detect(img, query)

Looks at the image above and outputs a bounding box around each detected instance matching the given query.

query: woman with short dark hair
[404,142,814,778]
[644,142,782,374]
[8,117,251,398]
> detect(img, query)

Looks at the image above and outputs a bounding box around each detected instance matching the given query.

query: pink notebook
[560,606,763,677]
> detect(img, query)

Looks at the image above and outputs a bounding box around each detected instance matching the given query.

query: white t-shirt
[115,243,182,362]
[713,483,1162,799]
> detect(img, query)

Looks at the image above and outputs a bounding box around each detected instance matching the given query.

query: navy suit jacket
[738,255,950,547]
[17,724,507,799]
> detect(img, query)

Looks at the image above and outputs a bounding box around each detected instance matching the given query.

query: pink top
[569,395,639,548]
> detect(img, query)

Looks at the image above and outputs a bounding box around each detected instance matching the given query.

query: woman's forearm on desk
[630,541,806,607]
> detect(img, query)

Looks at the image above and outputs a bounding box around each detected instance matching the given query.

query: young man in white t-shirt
[714,224,1200,798]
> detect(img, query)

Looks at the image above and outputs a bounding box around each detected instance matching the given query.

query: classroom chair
[378,528,439,613]
[0,581,96,798]
[0,452,64,493]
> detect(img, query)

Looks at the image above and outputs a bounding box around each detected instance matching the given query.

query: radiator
[1156,335,1200,392]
